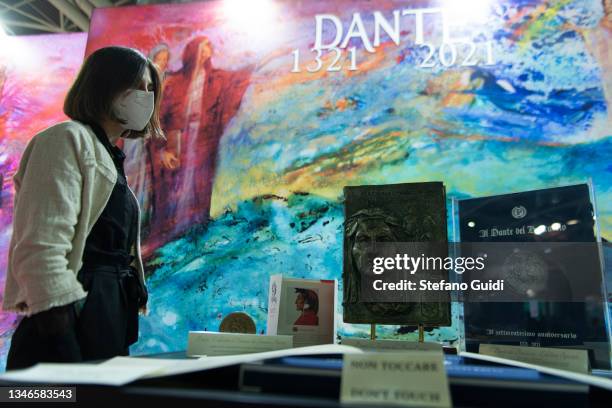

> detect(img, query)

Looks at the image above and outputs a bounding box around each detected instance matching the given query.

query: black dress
[6,124,145,369]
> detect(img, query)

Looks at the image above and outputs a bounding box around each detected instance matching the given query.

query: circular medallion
[502,251,548,297]
[511,205,527,219]
[219,312,257,334]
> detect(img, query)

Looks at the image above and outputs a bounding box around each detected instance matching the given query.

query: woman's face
[137,66,154,93]
[110,66,155,130]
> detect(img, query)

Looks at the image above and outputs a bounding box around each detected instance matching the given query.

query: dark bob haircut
[64,46,164,140]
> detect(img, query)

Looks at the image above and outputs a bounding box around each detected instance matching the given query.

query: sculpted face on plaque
[341,184,451,326]
[346,208,401,303]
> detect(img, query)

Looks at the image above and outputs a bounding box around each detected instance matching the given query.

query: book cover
[266,275,337,347]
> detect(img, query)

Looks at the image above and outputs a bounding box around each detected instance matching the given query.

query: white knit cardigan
[2,120,146,316]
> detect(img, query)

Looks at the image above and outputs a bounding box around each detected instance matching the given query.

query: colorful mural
[0,33,88,368]
[0,0,609,367]
[84,0,610,356]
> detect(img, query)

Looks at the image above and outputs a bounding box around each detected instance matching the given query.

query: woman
[2,46,164,370]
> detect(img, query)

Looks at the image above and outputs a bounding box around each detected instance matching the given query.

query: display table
[0,350,610,407]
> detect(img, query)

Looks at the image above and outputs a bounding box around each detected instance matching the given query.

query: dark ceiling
[0,0,137,35]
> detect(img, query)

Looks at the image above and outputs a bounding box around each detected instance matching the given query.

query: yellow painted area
[514,0,572,48]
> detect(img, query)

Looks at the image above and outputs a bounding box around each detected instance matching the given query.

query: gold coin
[219,312,256,334]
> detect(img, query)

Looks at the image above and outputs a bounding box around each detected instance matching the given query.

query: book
[266,275,337,347]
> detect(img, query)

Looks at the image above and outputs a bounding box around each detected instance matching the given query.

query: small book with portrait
[267,275,337,347]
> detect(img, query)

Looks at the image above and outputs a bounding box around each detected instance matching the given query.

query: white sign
[341,351,451,407]
[479,344,589,374]
[187,331,293,356]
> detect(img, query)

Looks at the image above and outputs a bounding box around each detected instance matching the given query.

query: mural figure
[0,64,7,210]
[150,36,251,242]
[124,43,171,235]
[0,64,8,170]
[0,65,6,97]
[150,43,170,80]
[570,0,612,122]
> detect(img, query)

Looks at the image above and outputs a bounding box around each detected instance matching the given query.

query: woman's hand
[138,285,148,316]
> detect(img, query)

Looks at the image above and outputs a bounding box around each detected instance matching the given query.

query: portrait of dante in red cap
[293,288,319,326]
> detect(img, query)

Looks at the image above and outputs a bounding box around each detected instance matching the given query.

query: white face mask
[113,89,154,131]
